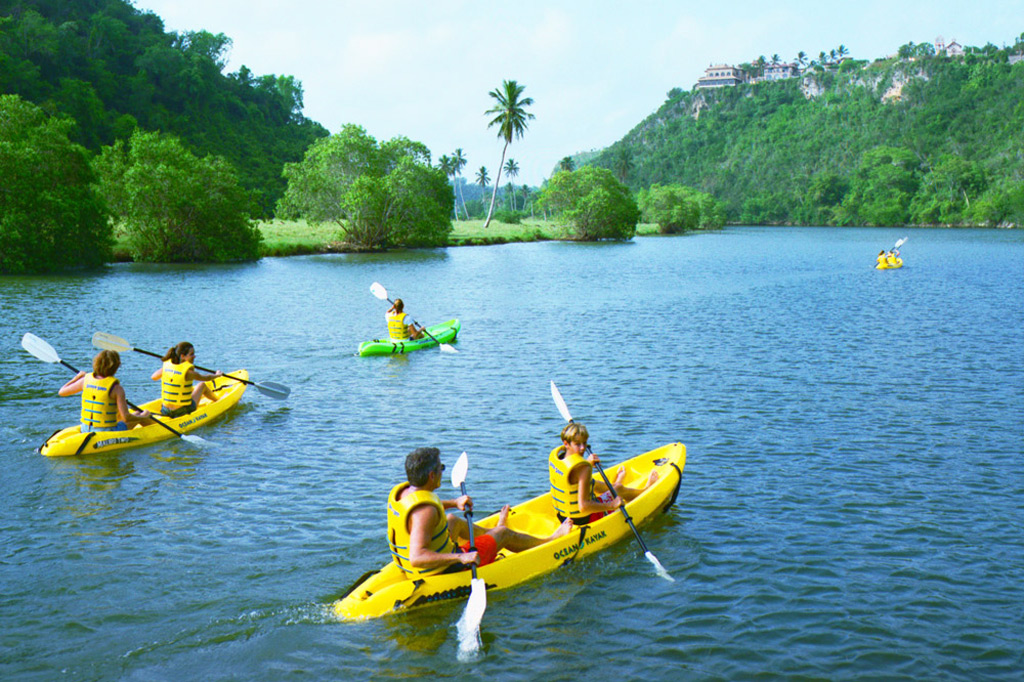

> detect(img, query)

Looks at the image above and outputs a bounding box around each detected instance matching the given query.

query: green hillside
[0,0,327,215]
[592,43,1024,227]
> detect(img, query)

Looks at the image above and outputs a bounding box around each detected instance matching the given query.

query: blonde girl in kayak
[549,422,658,526]
[150,341,221,417]
[386,299,424,341]
[59,350,151,432]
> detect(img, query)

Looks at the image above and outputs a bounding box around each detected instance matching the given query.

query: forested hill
[592,46,1024,227]
[0,0,328,215]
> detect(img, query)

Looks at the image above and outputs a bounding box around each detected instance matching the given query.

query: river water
[2,226,1023,680]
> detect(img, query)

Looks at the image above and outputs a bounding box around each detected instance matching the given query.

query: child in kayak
[549,422,658,526]
[150,342,221,417]
[59,350,151,432]
[386,299,424,341]
[387,447,572,577]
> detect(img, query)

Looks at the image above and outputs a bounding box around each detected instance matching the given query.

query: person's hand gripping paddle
[451,451,485,658]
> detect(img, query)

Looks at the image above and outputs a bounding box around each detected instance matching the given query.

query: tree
[637,183,725,233]
[558,156,576,172]
[796,51,808,68]
[483,79,534,228]
[277,124,451,249]
[452,148,469,219]
[503,158,519,209]
[438,154,457,219]
[540,167,639,240]
[94,129,261,262]
[0,95,111,274]
[612,146,634,183]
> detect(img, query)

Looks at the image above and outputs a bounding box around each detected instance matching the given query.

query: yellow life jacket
[886,254,898,265]
[549,445,593,521]
[876,254,886,266]
[80,374,119,429]
[161,360,194,409]
[386,482,458,578]
[387,311,410,341]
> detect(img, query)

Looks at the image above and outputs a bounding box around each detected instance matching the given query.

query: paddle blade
[550,380,573,423]
[91,331,132,353]
[181,433,210,446]
[254,381,290,400]
[21,333,60,364]
[439,343,459,354]
[645,551,675,583]
[456,577,486,661]
[451,451,468,488]
[895,237,908,249]
[370,282,389,301]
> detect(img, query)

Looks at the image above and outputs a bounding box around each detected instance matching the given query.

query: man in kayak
[386,299,424,341]
[549,422,659,525]
[387,447,572,577]
[58,350,152,432]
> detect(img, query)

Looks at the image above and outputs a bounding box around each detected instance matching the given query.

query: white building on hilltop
[696,64,747,89]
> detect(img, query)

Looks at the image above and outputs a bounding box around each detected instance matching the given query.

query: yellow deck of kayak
[333,441,685,620]
[38,370,248,457]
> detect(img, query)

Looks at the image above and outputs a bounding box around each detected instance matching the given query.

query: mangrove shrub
[541,167,639,240]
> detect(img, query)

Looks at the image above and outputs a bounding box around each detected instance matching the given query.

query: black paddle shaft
[130,347,255,389]
[458,481,479,578]
[588,446,651,556]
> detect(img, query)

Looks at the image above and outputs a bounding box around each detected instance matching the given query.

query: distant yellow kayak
[38,371,248,457]
[876,257,903,270]
[333,442,685,620]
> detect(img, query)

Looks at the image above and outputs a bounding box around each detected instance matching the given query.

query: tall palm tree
[796,51,808,68]
[558,156,575,172]
[503,158,519,210]
[483,79,534,228]
[452,148,468,220]
[476,166,490,190]
[613,146,634,183]
[837,44,849,60]
[438,155,456,220]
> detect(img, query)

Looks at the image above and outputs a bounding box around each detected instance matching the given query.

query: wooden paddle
[549,380,674,582]
[21,333,206,444]
[369,282,458,353]
[451,451,485,659]
[91,332,290,400]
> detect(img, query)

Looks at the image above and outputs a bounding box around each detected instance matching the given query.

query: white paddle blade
[895,237,908,249]
[645,551,675,583]
[439,343,459,354]
[451,451,468,488]
[181,433,210,445]
[253,381,290,400]
[369,282,389,301]
[21,333,60,364]
[456,578,486,661]
[550,380,573,423]
[91,331,132,352]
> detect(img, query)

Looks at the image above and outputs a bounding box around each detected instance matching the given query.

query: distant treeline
[0,0,327,215]
[592,43,1024,227]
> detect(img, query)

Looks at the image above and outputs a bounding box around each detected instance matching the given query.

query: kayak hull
[38,370,248,457]
[357,319,460,356]
[876,258,903,269]
[333,441,685,620]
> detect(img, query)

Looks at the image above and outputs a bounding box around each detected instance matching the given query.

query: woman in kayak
[386,299,424,342]
[150,341,221,417]
[876,250,887,267]
[549,422,658,526]
[59,350,151,432]
[388,447,572,577]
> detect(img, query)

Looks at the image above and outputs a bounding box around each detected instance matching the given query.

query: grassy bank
[257,218,661,256]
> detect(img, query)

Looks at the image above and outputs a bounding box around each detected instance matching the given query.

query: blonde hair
[388,298,404,314]
[92,350,121,377]
[560,422,589,445]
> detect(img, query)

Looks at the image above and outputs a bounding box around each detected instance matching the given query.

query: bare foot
[614,466,627,486]
[646,470,660,488]
[496,504,512,528]
[550,517,574,539]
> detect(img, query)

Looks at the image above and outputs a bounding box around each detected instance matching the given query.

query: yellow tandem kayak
[333,441,686,620]
[38,371,248,457]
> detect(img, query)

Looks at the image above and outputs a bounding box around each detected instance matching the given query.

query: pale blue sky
[138,0,1022,187]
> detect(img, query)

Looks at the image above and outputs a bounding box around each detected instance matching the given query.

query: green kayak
[357,319,460,356]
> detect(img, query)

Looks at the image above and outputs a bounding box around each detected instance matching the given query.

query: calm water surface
[2,227,1023,680]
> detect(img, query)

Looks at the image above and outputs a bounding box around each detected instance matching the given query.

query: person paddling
[59,350,151,432]
[386,299,424,342]
[150,342,221,417]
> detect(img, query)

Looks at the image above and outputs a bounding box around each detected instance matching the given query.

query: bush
[93,130,261,262]
[0,95,112,274]
[540,167,639,240]
[491,209,522,224]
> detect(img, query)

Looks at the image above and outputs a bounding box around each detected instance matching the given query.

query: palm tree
[558,156,575,172]
[483,80,534,228]
[837,44,849,60]
[476,166,490,194]
[452,148,468,220]
[438,155,456,219]
[796,51,808,68]
[503,158,519,210]
[613,146,634,183]
[771,53,781,65]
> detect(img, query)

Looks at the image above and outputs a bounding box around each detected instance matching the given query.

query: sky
[136,0,1022,187]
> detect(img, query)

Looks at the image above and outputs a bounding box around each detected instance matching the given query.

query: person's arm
[575,460,621,514]
[151,366,163,381]
[111,384,150,424]
[442,495,471,512]
[58,372,86,397]
[186,367,222,383]
[407,505,477,570]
